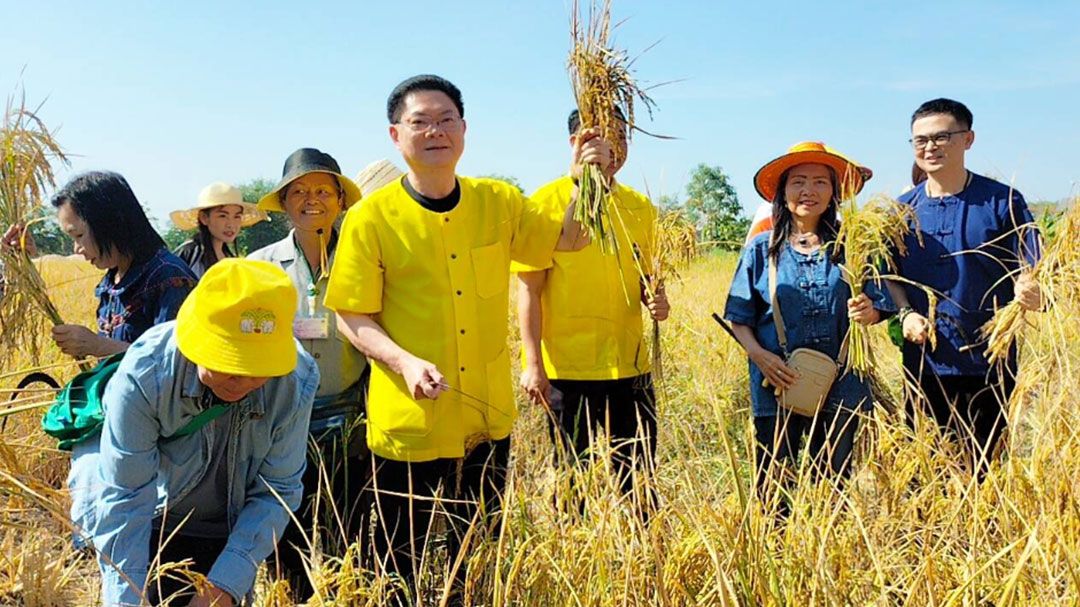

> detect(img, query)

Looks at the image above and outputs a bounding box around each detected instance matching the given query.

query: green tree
[683,164,747,250]
[26,207,70,256]
[234,178,289,254]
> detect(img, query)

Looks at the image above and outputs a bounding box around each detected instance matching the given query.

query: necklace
[791,232,815,247]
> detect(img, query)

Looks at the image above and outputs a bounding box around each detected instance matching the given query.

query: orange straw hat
[753,141,873,202]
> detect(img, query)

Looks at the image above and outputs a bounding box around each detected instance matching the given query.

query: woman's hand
[847,293,881,326]
[749,346,799,390]
[187,584,234,607]
[2,224,37,257]
[51,324,106,359]
[1014,272,1042,312]
[645,285,670,321]
[569,128,613,181]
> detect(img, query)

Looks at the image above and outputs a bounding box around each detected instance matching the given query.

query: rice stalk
[0,93,71,366]
[568,0,659,255]
[833,183,917,378]
[981,197,1079,366]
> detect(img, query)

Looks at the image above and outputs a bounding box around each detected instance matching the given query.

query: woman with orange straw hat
[722,142,894,514]
[170,182,266,278]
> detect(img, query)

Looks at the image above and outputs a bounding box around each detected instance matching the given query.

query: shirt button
[444,217,450,223]
[460,329,466,334]
[450,253,457,259]
[314,353,321,359]
[460,366,466,372]
[456,290,462,296]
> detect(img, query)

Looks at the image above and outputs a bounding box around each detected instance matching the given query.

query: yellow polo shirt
[324,176,561,462]
[511,176,657,380]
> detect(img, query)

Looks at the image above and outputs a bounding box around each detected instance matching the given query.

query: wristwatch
[897,306,914,324]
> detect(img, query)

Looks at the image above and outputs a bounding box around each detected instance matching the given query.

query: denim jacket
[724,233,895,417]
[68,322,319,606]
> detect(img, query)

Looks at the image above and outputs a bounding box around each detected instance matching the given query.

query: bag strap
[767,241,851,366]
[168,403,231,441]
[767,253,788,353]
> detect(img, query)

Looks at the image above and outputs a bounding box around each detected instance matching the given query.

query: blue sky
[3,0,1077,226]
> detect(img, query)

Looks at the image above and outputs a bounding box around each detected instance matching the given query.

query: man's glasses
[397,116,463,134]
[909,130,969,149]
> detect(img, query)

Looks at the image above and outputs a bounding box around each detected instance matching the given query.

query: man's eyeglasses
[909,130,969,149]
[398,116,463,134]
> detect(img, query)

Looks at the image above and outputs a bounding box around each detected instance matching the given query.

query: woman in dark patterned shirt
[4,171,196,358]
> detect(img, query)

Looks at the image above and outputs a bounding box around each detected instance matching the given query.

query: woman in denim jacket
[78,259,318,606]
[723,142,894,510]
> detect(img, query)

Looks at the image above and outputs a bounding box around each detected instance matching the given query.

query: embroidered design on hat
[240,309,277,335]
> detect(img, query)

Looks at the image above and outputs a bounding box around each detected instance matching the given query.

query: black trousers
[270,429,370,601]
[753,406,860,509]
[146,530,228,606]
[547,374,658,503]
[367,438,510,597]
[905,368,1015,477]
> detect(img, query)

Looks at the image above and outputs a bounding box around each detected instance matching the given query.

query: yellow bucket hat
[176,258,298,377]
[754,141,873,202]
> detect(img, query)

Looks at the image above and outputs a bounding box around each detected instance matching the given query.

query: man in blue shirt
[77,259,319,606]
[888,98,1041,477]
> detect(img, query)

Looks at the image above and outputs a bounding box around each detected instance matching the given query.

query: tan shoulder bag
[767,255,845,417]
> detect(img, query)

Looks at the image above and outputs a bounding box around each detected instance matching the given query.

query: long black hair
[766,166,842,262]
[51,171,165,266]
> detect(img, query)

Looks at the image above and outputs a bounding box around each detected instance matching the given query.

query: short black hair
[51,171,165,265]
[911,98,973,130]
[387,74,464,124]
[567,107,627,135]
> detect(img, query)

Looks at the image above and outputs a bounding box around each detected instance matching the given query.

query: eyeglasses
[909,130,969,149]
[285,184,340,204]
[397,116,463,134]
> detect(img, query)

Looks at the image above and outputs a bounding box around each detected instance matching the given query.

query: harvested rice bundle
[834,189,917,377]
[0,94,70,363]
[568,0,658,254]
[981,197,1079,366]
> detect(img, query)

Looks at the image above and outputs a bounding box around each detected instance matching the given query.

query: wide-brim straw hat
[354,159,404,196]
[176,258,298,377]
[169,182,267,230]
[754,141,873,202]
[258,148,362,213]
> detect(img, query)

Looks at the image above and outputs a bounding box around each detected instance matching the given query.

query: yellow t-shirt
[324,176,561,462]
[511,176,657,380]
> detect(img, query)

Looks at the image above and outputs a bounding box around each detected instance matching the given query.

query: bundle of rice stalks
[568,0,658,255]
[0,94,69,363]
[981,197,1080,366]
[834,190,917,378]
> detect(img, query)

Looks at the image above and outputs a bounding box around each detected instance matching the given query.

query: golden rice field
[1,251,1079,606]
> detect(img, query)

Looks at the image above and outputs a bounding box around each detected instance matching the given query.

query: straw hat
[753,141,873,202]
[176,259,298,377]
[354,159,404,196]
[169,182,267,230]
[258,148,362,213]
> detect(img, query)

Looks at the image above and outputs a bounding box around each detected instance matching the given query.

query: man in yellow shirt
[324,74,610,600]
[516,109,670,518]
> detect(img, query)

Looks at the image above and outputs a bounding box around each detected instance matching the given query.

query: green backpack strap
[166,403,231,441]
[41,352,126,451]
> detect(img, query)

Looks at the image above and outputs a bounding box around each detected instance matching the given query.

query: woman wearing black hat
[247,148,372,599]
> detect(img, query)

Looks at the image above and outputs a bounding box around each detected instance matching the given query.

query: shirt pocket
[553,249,609,318]
[471,242,508,299]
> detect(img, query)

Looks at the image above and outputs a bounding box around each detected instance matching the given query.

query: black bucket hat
[257,148,363,212]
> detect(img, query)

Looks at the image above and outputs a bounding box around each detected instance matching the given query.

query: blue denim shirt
[895,173,1039,377]
[95,248,196,343]
[69,322,319,606]
[724,233,895,417]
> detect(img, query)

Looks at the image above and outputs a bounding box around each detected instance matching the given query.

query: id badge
[294,316,330,340]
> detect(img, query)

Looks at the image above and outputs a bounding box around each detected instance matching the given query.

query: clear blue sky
[3,0,1077,226]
